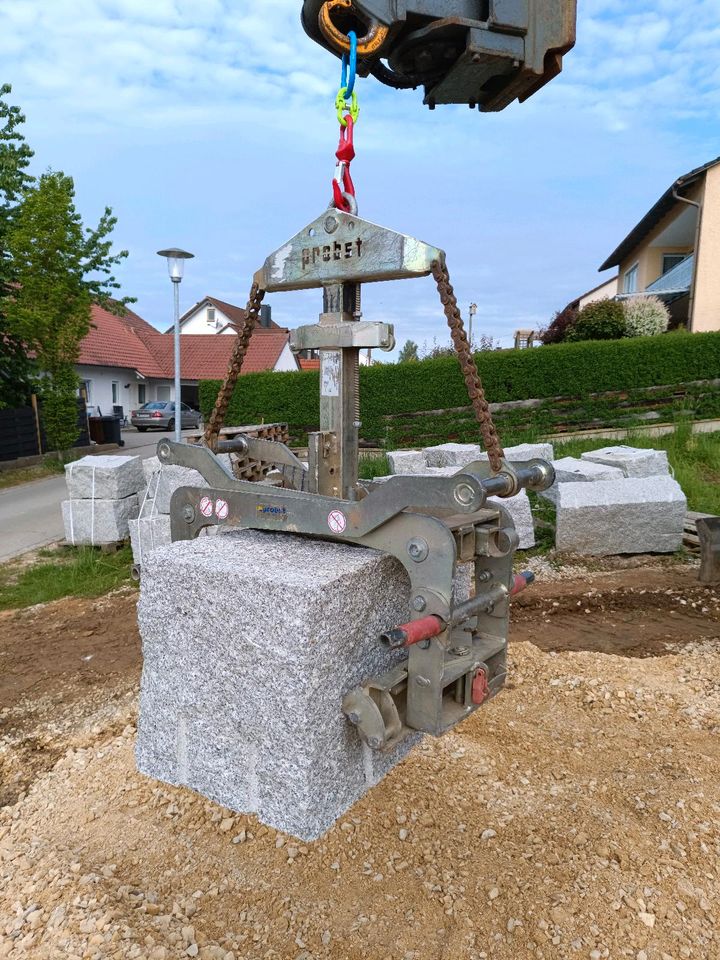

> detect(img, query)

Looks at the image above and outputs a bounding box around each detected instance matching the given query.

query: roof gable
[600,156,720,272]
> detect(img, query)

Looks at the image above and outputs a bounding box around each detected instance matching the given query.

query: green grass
[358,453,390,480]
[0,544,136,611]
[553,425,720,515]
[0,458,66,489]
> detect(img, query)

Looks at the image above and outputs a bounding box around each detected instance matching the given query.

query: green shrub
[623,295,670,337]
[566,298,626,342]
[40,366,81,452]
[199,332,720,444]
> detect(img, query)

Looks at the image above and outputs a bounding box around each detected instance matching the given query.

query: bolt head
[183,506,195,523]
[347,712,360,725]
[412,596,427,612]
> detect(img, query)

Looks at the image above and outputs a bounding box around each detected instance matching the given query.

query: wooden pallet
[683,511,716,550]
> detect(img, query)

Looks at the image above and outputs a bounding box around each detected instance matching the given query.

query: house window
[623,263,639,294]
[111,381,119,405]
[207,307,216,325]
[662,254,686,275]
[138,384,146,405]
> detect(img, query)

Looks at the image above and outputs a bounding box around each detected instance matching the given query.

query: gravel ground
[1,563,719,960]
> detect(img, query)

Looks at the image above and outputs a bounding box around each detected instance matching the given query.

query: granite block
[65,455,144,500]
[477,442,555,464]
[424,443,482,468]
[136,530,421,840]
[154,465,209,514]
[541,456,625,504]
[488,490,535,549]
[386,450,428,475]
[129,515,173,566]
[555,476,686,556]
[581,445,670,478]
[142,456,161,484]
[62,495,139,545]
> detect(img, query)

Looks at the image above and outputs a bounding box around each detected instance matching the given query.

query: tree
[398,339,419,363]
[566,298,626,343]
[6,170,129,448]
[0,84,36,408]
[540,304,578,345]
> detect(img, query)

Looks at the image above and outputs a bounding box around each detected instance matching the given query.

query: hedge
[199,331,720,444]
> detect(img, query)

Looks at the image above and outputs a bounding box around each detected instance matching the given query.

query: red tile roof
[298,358,321,372]
[78,303,292,379]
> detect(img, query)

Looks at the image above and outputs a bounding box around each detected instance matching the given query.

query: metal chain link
[203,281,266,450]
[431,259,505,473]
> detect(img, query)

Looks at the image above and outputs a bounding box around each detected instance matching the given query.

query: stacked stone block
[62,455,143,546]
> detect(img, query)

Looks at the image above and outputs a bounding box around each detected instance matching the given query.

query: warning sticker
[199,496,213,518]
[327,509,347,534]
[215,498,229,521]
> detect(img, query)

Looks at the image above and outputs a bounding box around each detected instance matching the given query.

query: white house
[172,295,279,336]
[77,303,297,415]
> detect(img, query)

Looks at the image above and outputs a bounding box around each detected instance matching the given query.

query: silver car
[131,401,201,433]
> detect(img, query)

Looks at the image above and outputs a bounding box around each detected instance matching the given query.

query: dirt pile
[1,566,719,960]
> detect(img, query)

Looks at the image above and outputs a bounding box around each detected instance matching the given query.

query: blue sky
[1,0,718,351]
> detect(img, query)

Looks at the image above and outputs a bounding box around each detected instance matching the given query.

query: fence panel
[0,406,40,461]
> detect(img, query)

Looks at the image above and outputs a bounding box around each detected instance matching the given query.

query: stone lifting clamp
[160,204,555,751]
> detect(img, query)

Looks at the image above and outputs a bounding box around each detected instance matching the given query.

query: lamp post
[469,302,477,349]
[157,248,194,442]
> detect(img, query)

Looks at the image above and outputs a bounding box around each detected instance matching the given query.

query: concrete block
[129,515,173,566]
[62,495,139,545]
[136,530,421,841]
[386,450,428,475]
[65,455,144,500]
[488,490,535,549]
[555,476,686,556]
[541,456,625,504]
[154,466,209,514]
[581,445,670,478]
[424,443,482,468]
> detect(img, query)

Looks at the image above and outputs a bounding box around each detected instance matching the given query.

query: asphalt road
[0,429,194,563]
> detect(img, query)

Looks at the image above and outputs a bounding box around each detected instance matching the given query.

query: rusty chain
[432,259,505,473]
[203,281,266,451]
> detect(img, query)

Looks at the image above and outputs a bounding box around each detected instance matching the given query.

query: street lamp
[468,303,477,349]
[157,248,194,442]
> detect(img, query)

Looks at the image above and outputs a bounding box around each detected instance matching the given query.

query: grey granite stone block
[581,445,670,478]
[142,456,161,484]
[555,476,686,556]
[476,442,555,464]
[62,495,139,545]
[154,465,209,514]
[424,443,482,468]
[136,530,422,841]
[488,490,535,549]
[65,455,144,500]
[386,450,428,475]
[541,456,625,504]
[129,515,173,565]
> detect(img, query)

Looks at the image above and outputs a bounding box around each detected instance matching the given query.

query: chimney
[259,305,272,329]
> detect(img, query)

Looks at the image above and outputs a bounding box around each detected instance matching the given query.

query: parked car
[131,402,201,432]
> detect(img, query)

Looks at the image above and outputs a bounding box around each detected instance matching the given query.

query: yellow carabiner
[336,87,359,126]
[319,0,390,57]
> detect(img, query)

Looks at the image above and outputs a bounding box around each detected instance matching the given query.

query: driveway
[0,429,197,563]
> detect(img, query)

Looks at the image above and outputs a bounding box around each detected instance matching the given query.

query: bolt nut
[183,506,196,523]
[347,712,360,725]
[407,538,429,563]
[367,737,382,750]
[324,215,339,234]
[411,595,427,612]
